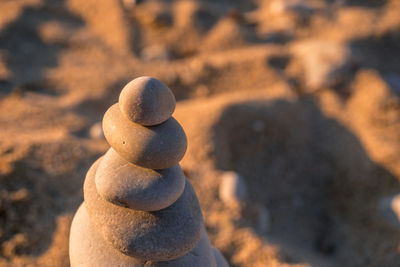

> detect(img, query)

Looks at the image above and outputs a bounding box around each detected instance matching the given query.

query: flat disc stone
[102,104,187,170]
[95,148,185,211]
[119,77,176,126]
[70,205,218,267]
[84,159,203,261]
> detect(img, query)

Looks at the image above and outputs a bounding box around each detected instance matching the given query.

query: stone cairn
[70,77,228,266]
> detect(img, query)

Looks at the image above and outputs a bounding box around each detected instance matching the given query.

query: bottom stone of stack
[70,204,228,267]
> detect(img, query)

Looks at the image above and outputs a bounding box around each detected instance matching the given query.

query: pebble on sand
[379,194,400,228]
[289,39,352,90]
[219,171,248,206]
[89,122,104,139]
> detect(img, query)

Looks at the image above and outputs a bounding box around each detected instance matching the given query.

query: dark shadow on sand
[0,0,84,96]
[212,96,400,266]
[0,0,85,259]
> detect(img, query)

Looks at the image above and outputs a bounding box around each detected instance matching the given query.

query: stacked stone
[69,77,228,267]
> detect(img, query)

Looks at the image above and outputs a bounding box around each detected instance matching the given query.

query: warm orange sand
[0,0,400,266]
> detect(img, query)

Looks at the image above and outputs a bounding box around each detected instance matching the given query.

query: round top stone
[119,76,176,126]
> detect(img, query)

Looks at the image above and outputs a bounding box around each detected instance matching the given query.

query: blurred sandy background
[0,0,400,266]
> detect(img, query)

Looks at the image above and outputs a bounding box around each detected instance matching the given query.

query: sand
[0,0,400,266]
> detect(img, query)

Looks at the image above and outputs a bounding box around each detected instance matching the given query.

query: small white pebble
[219,171,248,206]
[89,122,104,139]
[379,194,400,228]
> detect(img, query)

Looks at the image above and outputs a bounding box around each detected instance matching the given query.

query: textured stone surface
[70,206,219,267]
[69,204,144,267]
[70,77,228,266]
[95,148,185,211]
[102,104,187,169]
[119,76,176,126]
[84,159,203,261]
[148,228,217,267]
[212,247,229,267]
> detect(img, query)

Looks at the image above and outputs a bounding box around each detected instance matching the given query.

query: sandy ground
[0,0,400,266]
